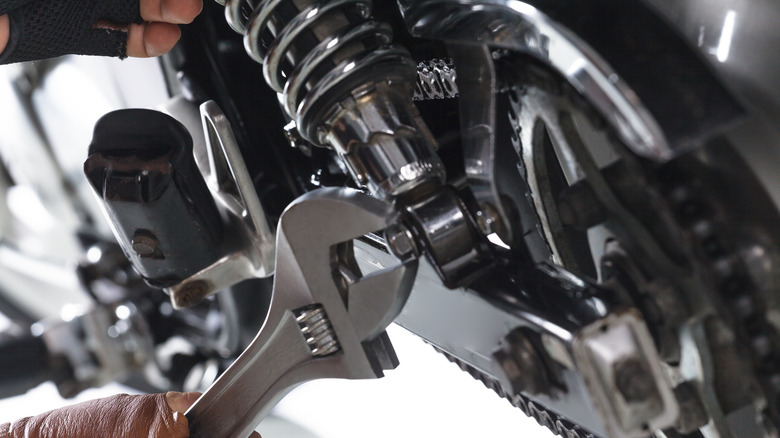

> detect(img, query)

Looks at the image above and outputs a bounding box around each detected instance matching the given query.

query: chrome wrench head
[186,187,418,438]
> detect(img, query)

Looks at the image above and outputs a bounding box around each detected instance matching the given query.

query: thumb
[164,392,262,438]
[165,392,201,413]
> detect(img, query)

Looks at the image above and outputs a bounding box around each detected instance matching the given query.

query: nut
[173,280,210,309]
[384,224,417,259]
[493,330,549,396]
[614,357,659,403]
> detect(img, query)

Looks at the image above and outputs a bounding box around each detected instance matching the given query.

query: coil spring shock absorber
[216,0,445,200]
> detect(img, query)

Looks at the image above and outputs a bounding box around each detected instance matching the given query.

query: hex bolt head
[493,330,549,396]
[173,280,210,309]
[384,224,417,259]
[614,357,658,403]
[131,230,159,258]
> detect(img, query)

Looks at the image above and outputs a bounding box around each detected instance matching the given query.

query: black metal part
[0,332,58,398]
[492,328,551,395]
[387,250,620,436]
[163,2,299,222]
[402,186,495,287]
[84,109,224,288]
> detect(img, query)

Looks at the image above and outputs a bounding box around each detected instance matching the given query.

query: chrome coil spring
[218,0,416,140]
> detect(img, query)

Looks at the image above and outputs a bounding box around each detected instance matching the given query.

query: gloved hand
[0,392,262,438]
[0,0,202,64]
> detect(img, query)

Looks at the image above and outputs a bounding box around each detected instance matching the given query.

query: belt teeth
[430,344,598,438]
[413,58,459,101]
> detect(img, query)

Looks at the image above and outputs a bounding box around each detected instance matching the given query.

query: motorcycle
[2,0,780,437]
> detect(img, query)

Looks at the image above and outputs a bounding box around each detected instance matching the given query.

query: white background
[0,326,554,438]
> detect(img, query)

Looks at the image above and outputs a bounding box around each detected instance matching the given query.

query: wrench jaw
[186,188,419,437]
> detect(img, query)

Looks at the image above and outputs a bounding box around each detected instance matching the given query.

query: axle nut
[384,224,418,259]
[493,330,549,396]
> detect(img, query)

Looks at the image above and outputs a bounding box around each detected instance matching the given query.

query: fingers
[126,0,202,58]
[141,0,203,24]
[0,15,8,55]
[165,391,202,413]
[126,21,181,57]
[165,392,263,438]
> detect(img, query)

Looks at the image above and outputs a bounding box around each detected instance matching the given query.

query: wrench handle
[185,313,314,438]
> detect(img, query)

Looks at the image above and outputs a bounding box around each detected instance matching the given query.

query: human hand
[0,0,203,64]
[0,392,262,438]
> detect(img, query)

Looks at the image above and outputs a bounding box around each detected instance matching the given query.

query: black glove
[0,0,31,14]
[0,0,143,64]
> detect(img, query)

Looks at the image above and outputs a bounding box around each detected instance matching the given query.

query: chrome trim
[401,0,672,161]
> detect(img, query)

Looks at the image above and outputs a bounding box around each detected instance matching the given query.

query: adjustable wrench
[185,187,419,438]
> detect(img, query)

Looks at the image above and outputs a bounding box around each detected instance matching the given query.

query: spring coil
[217,0,417,139]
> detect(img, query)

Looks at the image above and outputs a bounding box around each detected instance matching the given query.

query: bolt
[493,330,549,396]
[614,357,658,403]
[131,230,158,258]
[173,280,210,309]
[384,224,417,259]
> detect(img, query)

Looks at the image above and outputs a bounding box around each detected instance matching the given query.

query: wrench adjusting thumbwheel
[185,187,418,438]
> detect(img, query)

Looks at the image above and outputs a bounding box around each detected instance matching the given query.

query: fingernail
[145,40,162,57]
[165,391,182,408]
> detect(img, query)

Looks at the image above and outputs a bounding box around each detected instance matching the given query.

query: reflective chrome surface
[645,0,780,125]
[401,0,671,161]
[167,101,276,308]
[186,188,417,438]
[320,83,446,200]
[450,44,520,244]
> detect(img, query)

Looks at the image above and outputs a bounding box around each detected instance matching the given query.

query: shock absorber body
[221,0,445,200]
[216,0,490,284]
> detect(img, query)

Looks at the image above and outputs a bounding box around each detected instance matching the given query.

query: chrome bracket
[400,0,673,161]
[167,101,275,308]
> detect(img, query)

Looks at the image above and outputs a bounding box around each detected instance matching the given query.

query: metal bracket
[167,101,275,308]
[572,309,679,438]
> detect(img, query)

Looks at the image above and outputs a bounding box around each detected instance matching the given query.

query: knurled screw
[132,230,158,258]
[384,224,417,259]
